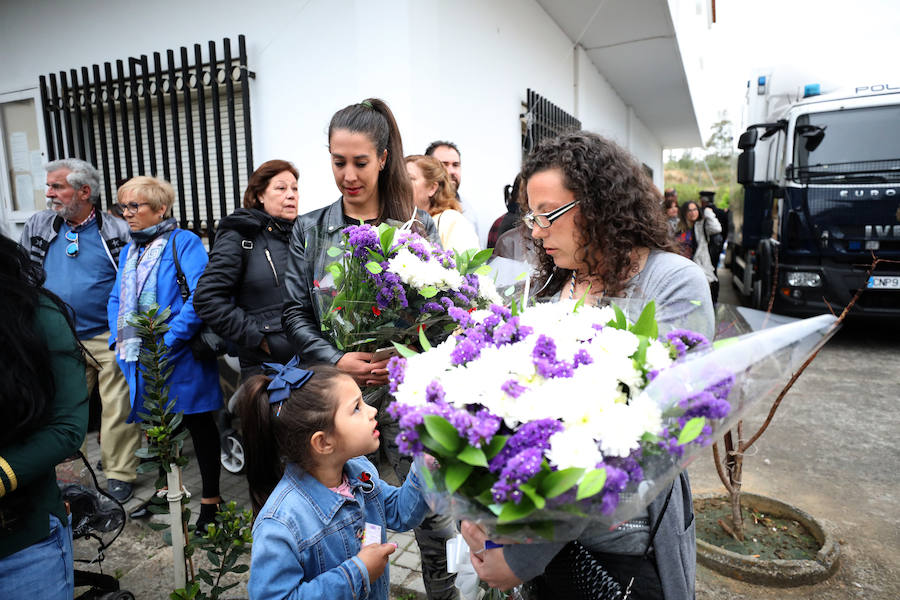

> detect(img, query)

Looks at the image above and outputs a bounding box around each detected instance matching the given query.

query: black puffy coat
[194,208,295,371]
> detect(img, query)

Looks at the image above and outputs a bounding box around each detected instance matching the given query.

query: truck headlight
[786,272,822,287]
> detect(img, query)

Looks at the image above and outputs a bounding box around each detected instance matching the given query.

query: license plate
[867,276,900,289]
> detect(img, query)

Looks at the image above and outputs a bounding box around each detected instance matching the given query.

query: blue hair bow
[264,356,314,405]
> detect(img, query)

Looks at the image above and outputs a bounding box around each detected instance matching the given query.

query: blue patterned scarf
[116,218,177,361]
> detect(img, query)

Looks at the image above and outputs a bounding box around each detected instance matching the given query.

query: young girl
[238,360,429,600]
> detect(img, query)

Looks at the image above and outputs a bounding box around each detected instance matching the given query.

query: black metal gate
[522,88,582,155]
[38,35,254,242]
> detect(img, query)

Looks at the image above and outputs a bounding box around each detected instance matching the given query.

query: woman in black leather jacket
[194,159,299,379]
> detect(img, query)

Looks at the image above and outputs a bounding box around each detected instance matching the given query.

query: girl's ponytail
[235,375,282,515]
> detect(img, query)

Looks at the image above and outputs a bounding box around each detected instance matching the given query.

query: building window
[38,35,254,243]
[521,89,581,155]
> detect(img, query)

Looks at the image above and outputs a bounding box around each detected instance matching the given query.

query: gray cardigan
[503,250,712,599]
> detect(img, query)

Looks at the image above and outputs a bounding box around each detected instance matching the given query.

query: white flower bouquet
[386,299,836,540]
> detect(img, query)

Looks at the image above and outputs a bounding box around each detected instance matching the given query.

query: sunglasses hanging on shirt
[65,230,79,258]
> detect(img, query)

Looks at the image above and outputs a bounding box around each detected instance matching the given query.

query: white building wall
[0,0,667,240]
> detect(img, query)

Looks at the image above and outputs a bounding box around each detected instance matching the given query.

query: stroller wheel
[221,433,245,474]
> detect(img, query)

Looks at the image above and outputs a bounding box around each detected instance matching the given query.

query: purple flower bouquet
[386,299,836,540]
[316,223,501,353]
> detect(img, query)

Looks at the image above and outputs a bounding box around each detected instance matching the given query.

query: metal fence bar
[81,66,97,168]
[194,43,215,239]
[115,60,133,178]
[223,37,241,208]
[208,39,228,239]
[167,48,188,229]
[128,57,144,174]
[69,69,86,159]
[103,62,123,190]
[58,71,76,157]
[153,52,170,181]
[48,74,65,159]
[92,64,113,205]
[180,46,201,233]
[39,76,55,162]
[141,56,157,175]
[238,34,253,176]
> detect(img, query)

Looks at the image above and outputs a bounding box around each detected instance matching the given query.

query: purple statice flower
[531,335,575,378]
[342,224,381,260]
[492,320,519,345]
[421,301,443,313]
[373,271,408,309]
[386,356,406,394]
[447,306,472,327]
[596,463,629,514]
[501,379,528,398]
[489,418,563,474]
[450,338,481,366]
[665,329,710,358]
[573,349,593,367]
[491,447,543,504]
[681,391,730,420]
[406,239,430,261]
[440,296,456,310]
[425,380,446,404]
[466,408,501,447]
[490,304,512,320]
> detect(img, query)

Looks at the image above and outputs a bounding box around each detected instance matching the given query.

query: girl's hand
[357,542,397,583]
[337,352,390,386]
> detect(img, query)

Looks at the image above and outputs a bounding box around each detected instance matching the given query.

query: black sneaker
[107,479,134,504]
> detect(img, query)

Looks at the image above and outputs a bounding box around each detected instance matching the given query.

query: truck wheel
[221,433,245,474]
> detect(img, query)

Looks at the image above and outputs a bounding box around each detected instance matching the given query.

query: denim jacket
[248,456,428,600]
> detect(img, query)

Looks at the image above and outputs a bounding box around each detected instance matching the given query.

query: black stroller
[57,451,135,600]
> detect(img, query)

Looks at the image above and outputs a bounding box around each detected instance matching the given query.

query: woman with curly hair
[461,132,712,600]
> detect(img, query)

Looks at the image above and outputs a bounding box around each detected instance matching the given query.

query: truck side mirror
[737,147,755,185]
[738,129,758,149]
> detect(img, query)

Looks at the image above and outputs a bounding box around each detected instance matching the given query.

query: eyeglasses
[117,201,150,215]
[522,200,579,229]
[65,230,79,258]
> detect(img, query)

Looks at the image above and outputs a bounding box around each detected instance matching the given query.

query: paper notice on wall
[30,150,44,188]
[10,132,29,172]
[15,173,35,211]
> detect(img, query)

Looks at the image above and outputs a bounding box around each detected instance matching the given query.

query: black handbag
[170,231,228,361]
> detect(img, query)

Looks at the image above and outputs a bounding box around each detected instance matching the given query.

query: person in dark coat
[194,160,299,380]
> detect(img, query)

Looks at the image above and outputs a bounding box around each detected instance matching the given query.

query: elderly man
[20,158,139,503]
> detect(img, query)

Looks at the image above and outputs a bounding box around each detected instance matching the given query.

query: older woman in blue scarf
[107,176,223,532]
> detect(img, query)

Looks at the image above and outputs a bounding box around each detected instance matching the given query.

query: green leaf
[444,462,473,494]
[630,300,658,339]
[497,496,537,524]
[418,431,453,458]
[232,564,250,574]
[474,264,492,276]
[379,225,396,256]
[418,327,433,352]
[423,415,461,452]
[482,435,508,460]
[365,261,383,274]
[457,446,488,467]
[677,416,707,445]
[713,337,740,350]
[475,489,495,508]
[576,468,608,501]
[504,285,516,297]
[147,521,170,531]
[539,467,585,499]
[391,341,418,358]
[518,483,546,509]
[419,286,438,299]
[573,283,592,313]
[419,460,436,489]
[136,460,160,474]
[612,304,628,330]
[633,336,650,367]
[197,569,214,585]
[467,248,494,271]
[326,245,343,257]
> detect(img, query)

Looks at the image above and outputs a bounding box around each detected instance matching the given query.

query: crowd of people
[1,96,721,599]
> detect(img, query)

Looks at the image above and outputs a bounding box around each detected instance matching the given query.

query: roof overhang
[538,0,704,148]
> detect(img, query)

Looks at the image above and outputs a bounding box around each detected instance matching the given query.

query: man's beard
[450,176,460,193]
[49,198,83,221]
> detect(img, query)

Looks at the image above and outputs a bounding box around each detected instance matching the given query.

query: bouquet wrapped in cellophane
[315,223,502,354]
[386,298,836,541]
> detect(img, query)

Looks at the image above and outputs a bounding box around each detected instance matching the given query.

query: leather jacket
[282,198,439,365]
[194,208,295,369]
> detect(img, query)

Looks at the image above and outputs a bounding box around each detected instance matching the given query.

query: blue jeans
[0,514,74,599]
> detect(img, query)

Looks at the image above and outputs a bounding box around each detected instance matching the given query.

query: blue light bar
[803,83,821,98]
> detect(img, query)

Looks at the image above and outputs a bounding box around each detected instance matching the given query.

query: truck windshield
[791,104,900,183]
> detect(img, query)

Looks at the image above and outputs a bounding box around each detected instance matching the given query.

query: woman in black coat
[194,159,299,379]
